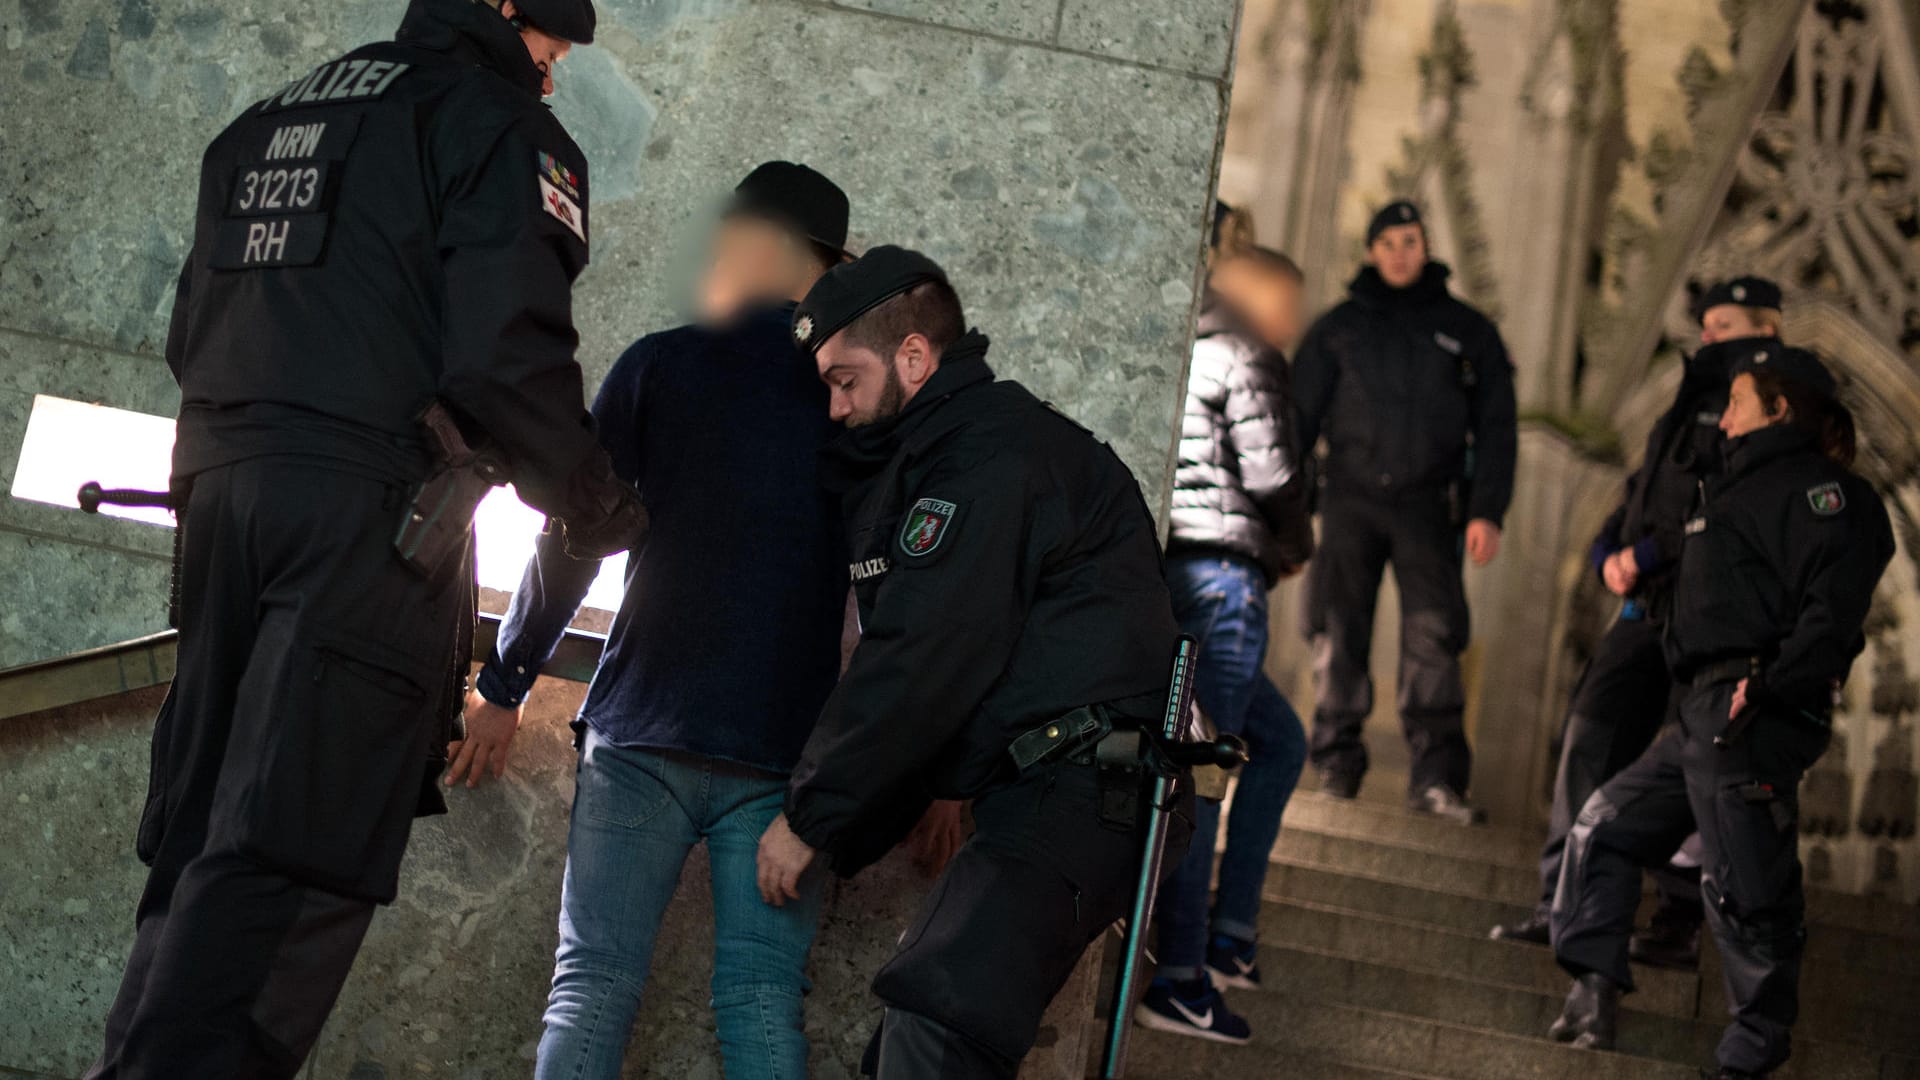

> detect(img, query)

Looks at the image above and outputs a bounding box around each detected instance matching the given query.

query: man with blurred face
[461,162,852,1078]
[1291,200,1518,824]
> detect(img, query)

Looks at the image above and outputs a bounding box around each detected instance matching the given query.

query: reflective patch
[1433,331,1462,355]
[539,176,586,243]
[899,498,957,558]
[1806,481,1845,516]
[260,58,409,113]
[1685,516,1707,535]
[850,556,891,582]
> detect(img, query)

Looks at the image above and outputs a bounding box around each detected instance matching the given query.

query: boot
[1488,909,1552,946]
[1629,916,1701,969]
[1317,768,1361,800]
[1548,972,1620,1050]
[1410,784,1486,826]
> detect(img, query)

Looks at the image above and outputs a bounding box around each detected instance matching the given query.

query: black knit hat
[511,0,596,43]
[792,245,947,355]
[1366,200,1423,246]
[1728,341,1837,401]
[1696,276,1784,322]
[728,161,852,261]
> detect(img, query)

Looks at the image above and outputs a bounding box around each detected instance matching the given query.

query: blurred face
[698,216,823,323]
[1367,223,1429,289]
[1720,373,1789,439]
[503,2,571,97]
[816,332,937,427]
[1700,304,1776,346]
[1211,261,1304,352]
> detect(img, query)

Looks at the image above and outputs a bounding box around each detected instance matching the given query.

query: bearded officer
[754,246,1188,1077]
[88,1,644,1076]
[1547,344,1893,1079]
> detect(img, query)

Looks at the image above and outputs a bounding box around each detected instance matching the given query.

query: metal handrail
[0,613,608,722]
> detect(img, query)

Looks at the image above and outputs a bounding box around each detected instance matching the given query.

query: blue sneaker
[1206,933,1262,991]
[1134,975,1253,1044]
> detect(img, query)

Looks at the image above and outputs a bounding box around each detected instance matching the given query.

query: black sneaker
[1630,919,1701,969]
[1134,975,1253,1045]
[1489,910,1552,946]
[1317,768,1361,800]
[1205,934,1262,991]
[1410,784,1485,826]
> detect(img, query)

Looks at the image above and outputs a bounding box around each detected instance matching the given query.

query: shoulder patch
[539,174,586,243]
[899,498,958,558]
[1806,481,1845,516]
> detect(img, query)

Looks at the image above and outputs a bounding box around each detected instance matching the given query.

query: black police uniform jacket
[1167,296,1315,584]
[1292,262,1518,524]
[165,0,616,518]
[1588,339,1747,605]
[787,342,1181,874]
[1667,424,1894,716]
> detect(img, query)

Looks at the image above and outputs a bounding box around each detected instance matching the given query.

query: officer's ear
[895,333,939,389]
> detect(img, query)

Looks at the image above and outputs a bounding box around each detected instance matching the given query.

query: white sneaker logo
[1171,997,1214,1028]
[1230,957,1255,975]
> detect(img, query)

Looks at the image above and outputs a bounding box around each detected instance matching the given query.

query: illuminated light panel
[9,394,177,526]
[10,394,627,614]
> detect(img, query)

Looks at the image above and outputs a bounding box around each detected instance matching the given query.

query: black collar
[396,0,545,98]
[1348,261,1454,308]
[1723,423,1817,481]
[820,338,995,492]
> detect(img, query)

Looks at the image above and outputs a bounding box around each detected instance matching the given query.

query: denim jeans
[1156,554,1309,977]
[536,729,825,1080]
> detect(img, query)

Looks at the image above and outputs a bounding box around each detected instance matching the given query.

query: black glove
[561,490,648,560]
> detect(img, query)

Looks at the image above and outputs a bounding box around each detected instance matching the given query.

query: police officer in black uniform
[753,247,1188,1077]
[1492,277,1785,963]
[1292,200,1518,822]
[1548,344,1893,1079]
[88,2,644,1076]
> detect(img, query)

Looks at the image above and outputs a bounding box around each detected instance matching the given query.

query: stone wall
[0,0,1241,669]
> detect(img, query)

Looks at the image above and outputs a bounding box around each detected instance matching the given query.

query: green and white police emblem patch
[899,498,958,557]
[1806,481,1845,516]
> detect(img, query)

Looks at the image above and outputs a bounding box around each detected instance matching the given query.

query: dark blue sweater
[476,303,849,773]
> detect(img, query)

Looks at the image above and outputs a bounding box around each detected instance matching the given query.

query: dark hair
[1749,368,1857,467]
[1219,245,1304,282]
[840,279,965,357]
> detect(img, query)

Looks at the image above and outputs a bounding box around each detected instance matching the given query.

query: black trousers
[865,759,1192,1078]
[1304,487,1471,796]
[1533,611,1700,921]
[1551,680,1828,1074]
[88,460,465,1079]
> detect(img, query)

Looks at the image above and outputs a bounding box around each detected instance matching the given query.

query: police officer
[1292,200,1518,822]
[1548,344,1893,1079]
[753,247,1188,1077]
[89,2,644,1076]
[1492,277,1785,964]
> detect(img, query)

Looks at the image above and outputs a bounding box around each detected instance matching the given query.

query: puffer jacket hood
[1167,294,1314,584]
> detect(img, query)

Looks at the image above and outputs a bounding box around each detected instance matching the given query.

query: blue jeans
[536,729,825,1080]
[1156,554,1309,977]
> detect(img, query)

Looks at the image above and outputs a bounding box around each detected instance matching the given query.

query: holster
[393,402,507,579]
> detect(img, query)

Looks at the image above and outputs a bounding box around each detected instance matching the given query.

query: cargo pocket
[243,637,431,901]
[134,687,178,866]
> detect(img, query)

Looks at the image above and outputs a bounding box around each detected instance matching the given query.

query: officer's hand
[905,800,968,878]
[1602,551,1637,596]
[446,687,523,789]
[1465,519,1502,567]
[757,813,817,907]
[1730,677,1750,719]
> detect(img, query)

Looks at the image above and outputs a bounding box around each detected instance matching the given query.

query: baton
[1100,634,1201,1078]
[77,481,178,513]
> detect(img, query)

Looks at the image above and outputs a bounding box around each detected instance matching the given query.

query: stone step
[1260,858,1920,1014]
[1271,819,1920,947]
[1254,896,1700,1019]
[1281,791,1540,866]
[1127,990,1701,1080]
[1246,939,1916,1076]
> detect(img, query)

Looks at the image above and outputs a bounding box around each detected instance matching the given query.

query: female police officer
[1547,342,1894,1079]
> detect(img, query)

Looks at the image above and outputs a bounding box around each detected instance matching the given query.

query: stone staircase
[1126,791,1920,1080]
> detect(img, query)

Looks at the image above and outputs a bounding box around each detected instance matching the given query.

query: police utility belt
[1007,705,1182,830]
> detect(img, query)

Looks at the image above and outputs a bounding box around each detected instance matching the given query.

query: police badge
[899,497,958,557]
[1807,481,1846,516]
[794,315,814,345]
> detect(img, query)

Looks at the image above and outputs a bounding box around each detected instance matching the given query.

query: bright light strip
[10,394,626,614]
[10,394,177,526]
